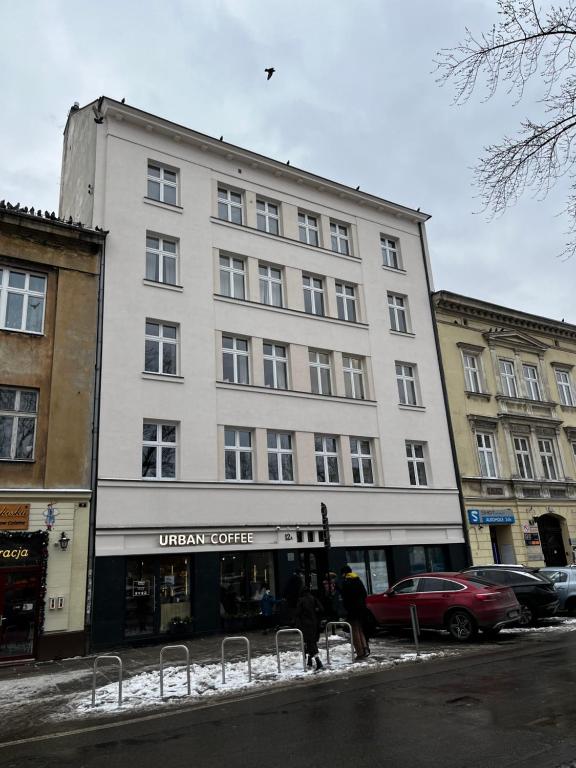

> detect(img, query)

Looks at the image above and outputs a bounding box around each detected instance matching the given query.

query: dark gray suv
[540,567,576,615]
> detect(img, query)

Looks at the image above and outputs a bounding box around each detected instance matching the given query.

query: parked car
[539,566,576,615]
[366,572,520,642]
[460,565,559,626]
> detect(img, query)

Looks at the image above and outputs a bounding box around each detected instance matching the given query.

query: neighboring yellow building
[433,291,576,567]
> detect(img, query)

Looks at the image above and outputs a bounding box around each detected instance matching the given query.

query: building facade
[60,97,466,648]
[0,203,105,661]
[434,291,576,567]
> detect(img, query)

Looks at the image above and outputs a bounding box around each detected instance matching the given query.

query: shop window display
[219,551,275,628]
[159,557,191,633]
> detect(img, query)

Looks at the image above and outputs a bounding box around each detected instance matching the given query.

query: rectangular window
[224,428,253,481]
[335,282,357,322]
[499,360,518,397]
[406,442,428,486]
[267,431,294,482]
[523,364,541,400]
[222,336,249,384]
[145,235,177,285]
[330,222,350,255]
[219,255,245,299]
[396,363,418,406]
[259,264,283,307]
[381,236,399,269]
[303,275,325,316]
[463,353,482,393]
[514,436,534,479]
[538,438,558,480]
[388,293,408,333]
[350,438,374,485]
[218,187,243,224]
[142,422,176,479]
[144,321,178,375]
[309,350,332,395]
[315,435,339,484]
[476,432,498,478]
[256,199,279,235]
[343,355,365,399]
[263,342,288,389]
[147,163,177,205]
[0,269,47,334]
[556,369,575,406]
[0,387,38,461]
[298,212,319,246]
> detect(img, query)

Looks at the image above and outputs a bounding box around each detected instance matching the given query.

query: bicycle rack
[92,655,123,707]
[221,636,251,684]
[409,604,420,656]
[324,621,353,665]
[275,628,306,673]
[159,644,191,698]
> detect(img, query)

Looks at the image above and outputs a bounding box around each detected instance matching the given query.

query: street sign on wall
[467,509,515,525]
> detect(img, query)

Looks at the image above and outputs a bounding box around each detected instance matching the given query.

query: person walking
[340,565,370,660]
[294,586,324,671]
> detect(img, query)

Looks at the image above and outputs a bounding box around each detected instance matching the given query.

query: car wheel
[518,603,535,626]
[482,627,502,638]
[446,610,477,642]
[565,598,576,617]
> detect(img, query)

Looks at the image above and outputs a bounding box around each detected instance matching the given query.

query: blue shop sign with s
[467,509,515,525]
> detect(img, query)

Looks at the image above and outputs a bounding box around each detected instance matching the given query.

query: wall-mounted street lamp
[57,531,71,551]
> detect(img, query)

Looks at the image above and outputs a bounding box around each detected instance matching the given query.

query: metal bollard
[159,644,191,698]
[324,621,354,665]
[221,636,251,684]
[409,604,420,656]
[92,655,123,707]
[275,628,306,673]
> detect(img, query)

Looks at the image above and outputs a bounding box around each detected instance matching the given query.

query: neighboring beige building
[434,291,576,567]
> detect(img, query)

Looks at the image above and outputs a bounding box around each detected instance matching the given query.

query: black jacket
[340,573,367,620]
[295,591,324,644]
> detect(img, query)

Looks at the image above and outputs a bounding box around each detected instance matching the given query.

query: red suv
[366,572,520,641]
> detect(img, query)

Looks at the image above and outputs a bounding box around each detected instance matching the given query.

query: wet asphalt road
[3,632,576,768]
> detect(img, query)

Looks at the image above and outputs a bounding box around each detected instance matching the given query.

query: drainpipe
[417,222,473,566]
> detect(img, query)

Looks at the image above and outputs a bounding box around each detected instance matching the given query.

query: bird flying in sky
[264,67,276,80]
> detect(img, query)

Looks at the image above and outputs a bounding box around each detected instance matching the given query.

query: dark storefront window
[408,545,446,574]
[345,549,390,594]
[220,551,275,621]
[159,556,191,632]
[125,558,155,637]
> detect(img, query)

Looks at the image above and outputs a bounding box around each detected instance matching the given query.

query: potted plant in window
[168,616,193,636]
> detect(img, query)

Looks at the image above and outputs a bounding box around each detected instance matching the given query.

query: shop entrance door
[538,514,567,567]
[297,550,327,595]
[0,570,40,661]
[125,558,156,638]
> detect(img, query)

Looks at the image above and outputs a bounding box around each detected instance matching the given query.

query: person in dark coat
[340,565,370,660]
[294,587,324,670]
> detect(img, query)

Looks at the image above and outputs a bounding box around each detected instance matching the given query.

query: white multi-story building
[59,97,466,646]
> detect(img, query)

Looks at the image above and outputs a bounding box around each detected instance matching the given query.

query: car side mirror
[386,588,396,597]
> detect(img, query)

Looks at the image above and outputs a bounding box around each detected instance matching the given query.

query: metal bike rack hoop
[324,621,354,665]
[92,654,123,707]
[159,644,191,698]
[221,636,251,684]
[275,628,306,673]
[409,604,420,656]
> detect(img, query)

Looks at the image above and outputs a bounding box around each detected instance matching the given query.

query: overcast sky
[1,0,572,322]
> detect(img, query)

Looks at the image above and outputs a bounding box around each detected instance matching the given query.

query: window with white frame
[309,350,332,395]
[387,292,408,333]
[499,359,518,397]
[224,428,252,481]
[303,275,325,316]
[396,363,418,406]
[222,336,249,384]
[523,364,541,401]
[256,199,279,235]
[259,264,283,307]
[263,342,288,389]
[298,212,319,246]
[476,432,498,478]
[0,268,46,334]
[335,282,357,322]
[538,438,558,480]
[513,436,534,479]
[142,422,177,479]
[144,321,178,375]
[330,222,350,255]
[462,352,482,393]
[343,355,365,399]
[350,438,374,485]
[218,186,243,224]
[406,442,428,486]
[145,235,178,285]
[0,387,38,461]
[381,236,400,269]
[147,163,177,205]
[267,431,294,482]
[219,255,245,299]
[555,368,575,406]
[315,435,339,484]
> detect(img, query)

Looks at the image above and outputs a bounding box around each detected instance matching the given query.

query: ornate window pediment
[482,329,548,354]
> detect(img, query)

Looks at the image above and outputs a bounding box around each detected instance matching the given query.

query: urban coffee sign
[159,531,255,547]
